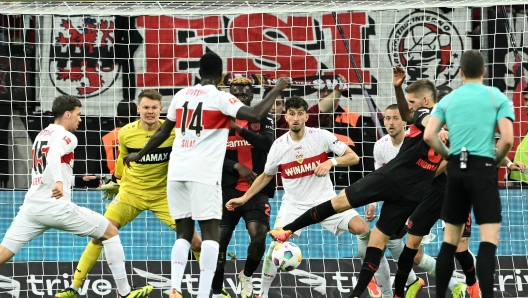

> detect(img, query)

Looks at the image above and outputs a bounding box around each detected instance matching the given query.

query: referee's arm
[495,117,514,164]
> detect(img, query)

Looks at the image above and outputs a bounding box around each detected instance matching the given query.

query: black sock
[243,256,261,277]
[477,242,497,298]
[282,200,337,232]
[455,250,477,286]
[394,246,419,297]
[349,247,383,298]
[211,251,226,294]
[436,242,457,298]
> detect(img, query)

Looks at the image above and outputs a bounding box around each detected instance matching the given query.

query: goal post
[0,2,527,297]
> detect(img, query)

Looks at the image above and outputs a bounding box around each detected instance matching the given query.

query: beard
[290,127,302,133]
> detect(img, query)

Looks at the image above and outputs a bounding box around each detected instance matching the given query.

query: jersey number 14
[180,101,204,137]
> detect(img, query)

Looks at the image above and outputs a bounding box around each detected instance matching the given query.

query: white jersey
[167,84,244,185]
[21,124,77,214]
[373,134,403,170]
[264,127,348,208]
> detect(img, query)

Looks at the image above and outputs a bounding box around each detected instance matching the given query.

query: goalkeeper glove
[97,181,120,201]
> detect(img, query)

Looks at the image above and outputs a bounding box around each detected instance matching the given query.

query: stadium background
[0,2,528,297]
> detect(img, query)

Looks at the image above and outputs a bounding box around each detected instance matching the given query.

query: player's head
[116,100,138,126]
[460,50,486,80]
[230,77,253,106]
[199,51,223,86]
[264,87,285,120]
[52,95,82,132]
[405,79,437,111]
[137,89,163,126]
[284,96,309,133]
[436,85,453,102]
[384,104,406,138]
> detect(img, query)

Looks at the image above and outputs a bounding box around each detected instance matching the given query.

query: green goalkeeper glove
[97,181,120,201]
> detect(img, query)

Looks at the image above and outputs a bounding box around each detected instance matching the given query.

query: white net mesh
[0,2,527,297]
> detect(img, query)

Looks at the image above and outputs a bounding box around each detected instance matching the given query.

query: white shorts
[167,181,222,220]
[274,200,359,237]
[2,203,108,254]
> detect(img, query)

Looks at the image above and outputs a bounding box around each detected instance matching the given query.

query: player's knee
[0,245,15,266]
[190,230,202,251]
[102,222,119,239]
[348,216,369,235]
[332,190,351,212]
[108,218,122,230]
[406,234,422,250]
[91,237,103,246]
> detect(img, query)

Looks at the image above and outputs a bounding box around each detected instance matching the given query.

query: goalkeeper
[56,90,202,298]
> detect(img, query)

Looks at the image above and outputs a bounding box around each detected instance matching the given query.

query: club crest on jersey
[251,123,261,131]
[50,16,119,97]
[296,154,304,164]
[388,11,463,85]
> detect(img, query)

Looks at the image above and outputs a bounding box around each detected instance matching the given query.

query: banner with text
[37,9,471,116]
[1,257,527,298]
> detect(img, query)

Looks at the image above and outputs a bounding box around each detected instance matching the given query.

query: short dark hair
[284,96,308,112]
[52,95,82,119]
[437,85,453,101]
[385,104,398,111]
[138,89,162,103]
[230,77,252,87]
[117,100,137,118]
[200,51,223,78]
[460,50,485,79]
[405,79,438,103]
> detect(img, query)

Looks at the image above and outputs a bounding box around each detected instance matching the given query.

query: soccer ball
[272,241,302,272]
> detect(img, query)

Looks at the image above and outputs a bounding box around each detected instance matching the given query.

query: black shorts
[345,171,419,236]
[441,155,501,225]
[443,213,472,238]
[408,187,444,236]
[220,187,271,230]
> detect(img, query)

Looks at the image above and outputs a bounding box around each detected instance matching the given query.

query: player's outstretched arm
[236,77,290,122]
[123,119,175,167]
[225,173,274,211]
[393,66,413,122]
[424,116,449,159]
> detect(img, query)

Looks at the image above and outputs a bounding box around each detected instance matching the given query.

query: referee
[424,50,514,298]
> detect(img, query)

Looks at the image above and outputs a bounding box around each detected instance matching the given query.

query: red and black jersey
[380,107,442,202]
[222,114,276,198]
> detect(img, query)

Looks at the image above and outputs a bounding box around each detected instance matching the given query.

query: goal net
[0,1,527,297]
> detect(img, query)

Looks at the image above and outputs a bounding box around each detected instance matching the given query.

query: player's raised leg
[455,215,480,298]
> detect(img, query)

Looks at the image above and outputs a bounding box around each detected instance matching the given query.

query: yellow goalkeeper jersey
[115,120,175,196]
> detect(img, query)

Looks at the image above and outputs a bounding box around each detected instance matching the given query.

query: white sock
[102,235,131,296]
[259,241,279,298]
[356,231,392,297]
[172,239,191,292]
[386,239,417,285]
[376,256,393,298]
[418,253,436,277]
[198,240,219,298]
[448,277,460,291]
